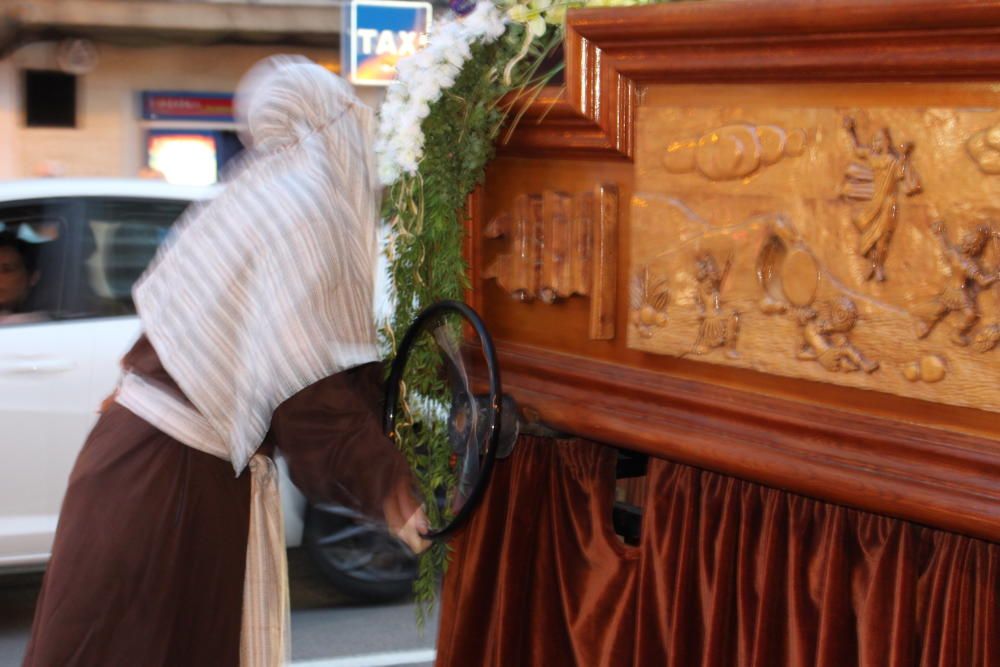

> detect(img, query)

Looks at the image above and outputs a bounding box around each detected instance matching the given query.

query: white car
[0,178,415,601]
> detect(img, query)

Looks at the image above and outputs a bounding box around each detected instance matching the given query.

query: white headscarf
[134,56,382,474]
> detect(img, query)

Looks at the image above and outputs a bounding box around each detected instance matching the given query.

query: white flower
[378,160,400,185]
[410,77,442,105]
[464,2,508,39]
[443,41,472,69]
[376,1,511,185]
[413,101,432,120]
[506,4,529,21]
[545,4,567,24]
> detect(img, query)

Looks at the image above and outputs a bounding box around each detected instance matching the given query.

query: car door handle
[0,357,77,374]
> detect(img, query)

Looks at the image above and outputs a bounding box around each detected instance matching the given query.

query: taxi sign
[345,0,433,86]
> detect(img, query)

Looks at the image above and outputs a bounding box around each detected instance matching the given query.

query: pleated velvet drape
[435,436,1000,667]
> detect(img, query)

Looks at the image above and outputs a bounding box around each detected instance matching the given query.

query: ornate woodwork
[624,105,1000,413]
[467,0,1000,543]
[482,184,618,340]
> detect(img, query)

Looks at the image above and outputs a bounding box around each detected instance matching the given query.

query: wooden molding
[500,0,1000,159]
[481,340,1000,543]
[480,184,619,340]
[477,0,1000,541]
[589,184,618,340]
[463,188,485,317]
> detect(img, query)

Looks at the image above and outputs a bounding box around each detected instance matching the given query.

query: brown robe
[23,337,411,667]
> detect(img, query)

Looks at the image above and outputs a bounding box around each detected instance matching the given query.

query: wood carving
[914,220,998,347]
[967,125,1000,174]
[975,324,1000,353]
[841,115,923,283]
[629,105,1000,414]
[755,234,878,373]
[590,184,619,340]
[663,124,807,181]
[693,253,740,358]
[484,185,618,340]
[473,0,1000,552]
[629,266,669,339]
[473,0,1000,553]
[795,297,879,373]
[902,354,948,383]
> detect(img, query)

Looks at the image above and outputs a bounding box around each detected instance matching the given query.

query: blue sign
[345,0,433,86]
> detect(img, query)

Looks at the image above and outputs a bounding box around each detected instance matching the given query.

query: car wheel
[303,503,418,603]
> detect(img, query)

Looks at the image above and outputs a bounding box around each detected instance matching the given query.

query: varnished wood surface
[475,155,1000,440]
[473,0,1000,539]
[476,339,1000,543]
[500,0,1000,159]
[628,104,1000,412]
[590,184,618,340]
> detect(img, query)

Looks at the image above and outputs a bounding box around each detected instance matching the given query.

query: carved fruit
[920,355,947,383]
[902,355,947,383]
[640,305,658,325]
[630,311,642,327]
[654,312,668,327]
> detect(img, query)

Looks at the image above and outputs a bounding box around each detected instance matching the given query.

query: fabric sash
[116,371,290,667]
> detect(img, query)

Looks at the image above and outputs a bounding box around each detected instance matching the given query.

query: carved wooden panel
[629,107,1000,412]
[483,184,618,340]
[473,0,1000,545]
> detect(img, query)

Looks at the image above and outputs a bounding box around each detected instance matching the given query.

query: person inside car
[0,232,43,326]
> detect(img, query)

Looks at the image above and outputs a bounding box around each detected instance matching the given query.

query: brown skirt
[22,403,251,667]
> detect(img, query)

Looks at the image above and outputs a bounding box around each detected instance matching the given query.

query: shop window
[23,70,78,128]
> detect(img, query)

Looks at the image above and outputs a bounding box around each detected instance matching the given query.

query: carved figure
[966,125,1000,174]
[841,116,922,282]
[974,324,1000,353]
[913,221,997,346]
[693,253,740,358]
[629,266,670,339]
[663,123,806,181]
[795,297,879,373]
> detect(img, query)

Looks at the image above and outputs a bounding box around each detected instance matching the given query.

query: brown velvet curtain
[436,436,1000,667]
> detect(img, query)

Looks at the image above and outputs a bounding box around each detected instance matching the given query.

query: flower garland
[376,0,671,621]
[376,2,507,185]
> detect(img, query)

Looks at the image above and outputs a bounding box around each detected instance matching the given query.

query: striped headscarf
[134,56,382,474]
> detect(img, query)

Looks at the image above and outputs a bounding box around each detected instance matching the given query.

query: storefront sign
[141,91,234,122]
[345,0,432,86]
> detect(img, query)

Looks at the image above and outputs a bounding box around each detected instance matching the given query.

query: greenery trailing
[382,20,564,624]
[379,0,678,624]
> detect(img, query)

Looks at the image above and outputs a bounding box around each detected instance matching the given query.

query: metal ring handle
[382,300,501,541]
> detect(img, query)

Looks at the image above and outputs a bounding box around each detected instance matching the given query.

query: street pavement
[0,549,438,667]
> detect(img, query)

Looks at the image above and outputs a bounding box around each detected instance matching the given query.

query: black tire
[303,503,418,604]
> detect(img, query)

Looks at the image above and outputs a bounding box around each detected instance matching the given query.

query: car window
[0,202,69,327]
[68,198,188,319]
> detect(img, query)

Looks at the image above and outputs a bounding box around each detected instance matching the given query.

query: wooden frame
[503,0,1000,159]
[469,0,1000,543]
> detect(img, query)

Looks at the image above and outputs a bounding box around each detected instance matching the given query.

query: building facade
[0,0,386,181]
